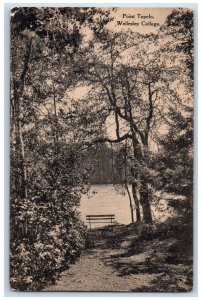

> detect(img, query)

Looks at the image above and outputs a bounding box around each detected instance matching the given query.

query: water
[79,185,133,227]
[79,184,175,228]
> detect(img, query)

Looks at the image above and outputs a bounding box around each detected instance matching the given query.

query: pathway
[43,247,155,292]
[43,225,192,292]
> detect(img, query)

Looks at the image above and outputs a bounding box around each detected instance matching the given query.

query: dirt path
[43,225,192,292]
[43,248,155,292]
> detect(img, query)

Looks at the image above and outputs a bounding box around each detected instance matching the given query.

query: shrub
[10,146,88,291]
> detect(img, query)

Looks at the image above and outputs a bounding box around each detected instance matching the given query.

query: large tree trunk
[132,137,153,224]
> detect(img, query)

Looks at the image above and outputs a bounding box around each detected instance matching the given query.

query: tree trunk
[11,39,32,200]
[139,179,153,223]
[131,169,141,222]
[131,137,152,224]
[123,140,135,223]
[14,99,27,199]
[125,183,134,223]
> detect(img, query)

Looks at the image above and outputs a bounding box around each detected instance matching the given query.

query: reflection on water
[79,184,175,228]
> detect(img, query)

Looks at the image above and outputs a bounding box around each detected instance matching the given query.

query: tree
[113,140,137,223]
[156,107,193,199]
[10,6,111,201]
[155,8,194,219]
[69,25,191,223]
[160,8,194,81]
[10,7,112,290]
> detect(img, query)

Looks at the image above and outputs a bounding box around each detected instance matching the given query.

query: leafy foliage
[10,136,88,290]
[162,9,194,80]
[10,7,112,291]
[155,107,193,220]
[155,9,194,219]
[10,7,194,290]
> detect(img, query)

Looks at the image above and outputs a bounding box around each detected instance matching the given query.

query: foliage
[88,143,128,184]
[10,7,194,289]
[10,7,111,291]
[10,140,88,290]
[154,8,194,219]
[158,108,193,191]
[155,107,193,220]
[132,217,192,242]
[10,198,86,290]
[69,20,193,223]
[161,8,194,80]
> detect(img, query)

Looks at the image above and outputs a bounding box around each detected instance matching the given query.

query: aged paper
[10,7,193,292]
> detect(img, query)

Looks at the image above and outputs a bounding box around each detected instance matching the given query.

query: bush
[10,196,86,291]
[131,217,192,243]
[10,145,88,291]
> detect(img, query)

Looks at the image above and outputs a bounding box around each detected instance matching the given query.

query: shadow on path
[43,225,193,292]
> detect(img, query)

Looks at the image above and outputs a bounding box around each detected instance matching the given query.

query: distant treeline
[89,144,125,184]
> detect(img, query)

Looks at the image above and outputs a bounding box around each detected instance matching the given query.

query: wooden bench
[86,214,116,230]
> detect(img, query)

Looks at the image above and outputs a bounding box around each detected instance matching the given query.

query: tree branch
[82,132,133,147]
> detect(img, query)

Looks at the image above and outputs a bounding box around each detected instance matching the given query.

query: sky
[67,7,192,149]
[63,7,193,154]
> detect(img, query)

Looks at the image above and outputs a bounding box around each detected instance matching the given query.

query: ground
[43,222,193,292]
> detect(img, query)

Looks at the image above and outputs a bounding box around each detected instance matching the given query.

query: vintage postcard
[10,7,194,292]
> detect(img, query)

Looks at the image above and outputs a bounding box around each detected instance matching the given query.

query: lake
[79,184,174,228]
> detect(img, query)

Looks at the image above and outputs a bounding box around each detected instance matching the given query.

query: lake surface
[79,185,174,228]
[79,185,133,227]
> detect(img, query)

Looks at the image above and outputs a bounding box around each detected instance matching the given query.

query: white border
[1,1,201,299]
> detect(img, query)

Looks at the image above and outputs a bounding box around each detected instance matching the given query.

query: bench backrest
[86,214,115,228]
[86,214,115,221]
